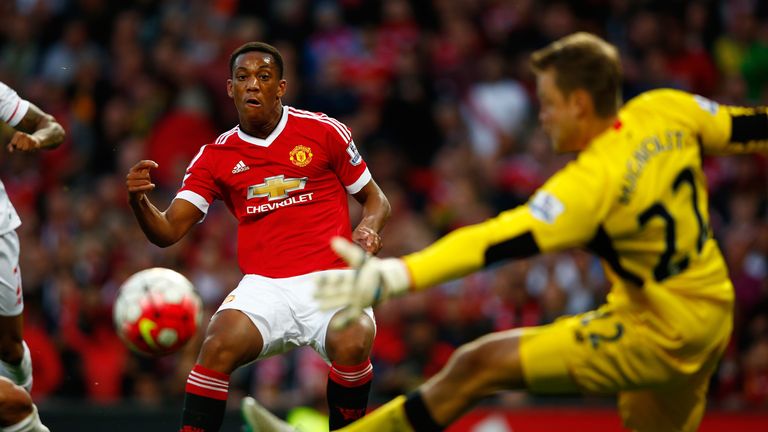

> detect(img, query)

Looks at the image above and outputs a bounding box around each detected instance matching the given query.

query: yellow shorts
[519,283,732,432]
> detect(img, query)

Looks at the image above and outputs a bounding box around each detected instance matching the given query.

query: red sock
[180,364,230,432]
[185,364,229,400]
[327,359,373,429]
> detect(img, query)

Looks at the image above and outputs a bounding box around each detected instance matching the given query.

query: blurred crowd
[0,0,767,416]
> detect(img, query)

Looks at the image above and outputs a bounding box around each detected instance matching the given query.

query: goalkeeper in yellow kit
[243,32,768,432]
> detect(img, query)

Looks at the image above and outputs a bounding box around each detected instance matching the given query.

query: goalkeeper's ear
[330,237,367,267]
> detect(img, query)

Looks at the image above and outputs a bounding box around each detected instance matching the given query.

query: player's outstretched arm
[126,160,203,247]
[351,179,391,255]
[316,204,551,328]
[7,103,65,152]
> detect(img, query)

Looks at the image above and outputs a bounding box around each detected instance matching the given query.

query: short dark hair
[229,42,284,79]
[530,32,622,117]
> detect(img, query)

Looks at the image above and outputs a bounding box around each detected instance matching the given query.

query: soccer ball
[113,267,203,356]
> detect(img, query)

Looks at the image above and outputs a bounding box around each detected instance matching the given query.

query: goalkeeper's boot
[242,397,297,432]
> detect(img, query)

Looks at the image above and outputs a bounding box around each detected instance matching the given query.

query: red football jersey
[176,106,371,277]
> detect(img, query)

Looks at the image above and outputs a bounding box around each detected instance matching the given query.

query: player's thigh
[199,309,264,369]
[208,275,300,366]
[278,269,376,363]
[216,271,376,364]
[216,273,337,363]
[521,305,681,394]
[431,329,528,395]
[518,319,582,393]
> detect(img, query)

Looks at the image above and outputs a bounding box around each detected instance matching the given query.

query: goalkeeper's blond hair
[531,32,622,118]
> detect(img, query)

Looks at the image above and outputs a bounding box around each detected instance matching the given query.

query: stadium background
[0,0,767,430]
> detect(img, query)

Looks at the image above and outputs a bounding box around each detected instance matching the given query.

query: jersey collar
[236,106,289,147]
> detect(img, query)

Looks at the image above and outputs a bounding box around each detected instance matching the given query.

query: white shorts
[215,269,375,363]
[0,230,22,316]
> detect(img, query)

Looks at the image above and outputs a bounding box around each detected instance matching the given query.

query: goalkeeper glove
[315,237,410,329]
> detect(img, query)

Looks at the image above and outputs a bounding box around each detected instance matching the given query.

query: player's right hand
[126,160,159,199]
[315,237,411,330]
[7,131,41,152]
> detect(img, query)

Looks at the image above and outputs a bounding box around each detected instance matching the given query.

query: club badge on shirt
[290,145,313,167]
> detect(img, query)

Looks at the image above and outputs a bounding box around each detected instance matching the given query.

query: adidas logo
[232,160,250,174]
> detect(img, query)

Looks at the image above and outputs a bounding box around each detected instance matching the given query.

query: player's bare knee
[327,335,370,363]
[199,310,263,370]
[0,377,32,426]
[326,315,374,363]
[441,341,490,388]
[443,332,523,396]
[198,334,243,373]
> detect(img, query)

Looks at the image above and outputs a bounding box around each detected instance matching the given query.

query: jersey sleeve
[0,81,30,127]
[660,90,768,154]
[403,152,613,290]
[175,145,221,216]
[325,118,371,194]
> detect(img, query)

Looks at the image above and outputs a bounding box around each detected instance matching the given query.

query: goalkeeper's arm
[402,206,540,291]
[315,205,543,323]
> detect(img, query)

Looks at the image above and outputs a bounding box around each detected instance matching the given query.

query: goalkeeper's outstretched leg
[413,329,528,426]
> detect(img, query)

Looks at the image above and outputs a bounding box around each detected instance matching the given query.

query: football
[113,267,203,356]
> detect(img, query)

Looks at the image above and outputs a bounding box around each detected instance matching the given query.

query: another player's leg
[416,329,529,426]
[0,232,31,392]
[180,309,264,432]
[0,376,49,432]
[324,312,376,430]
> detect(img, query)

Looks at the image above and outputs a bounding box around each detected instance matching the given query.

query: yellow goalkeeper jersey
[405,89,768,301]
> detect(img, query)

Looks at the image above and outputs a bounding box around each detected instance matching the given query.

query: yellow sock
[339,395,413,432]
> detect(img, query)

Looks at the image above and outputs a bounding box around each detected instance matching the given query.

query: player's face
[227,51,286,124]
[536,68,581,153]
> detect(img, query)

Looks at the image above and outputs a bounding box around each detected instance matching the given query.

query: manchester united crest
[289,145,313,167]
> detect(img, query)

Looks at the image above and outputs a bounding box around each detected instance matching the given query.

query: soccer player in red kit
[125,42,391,432]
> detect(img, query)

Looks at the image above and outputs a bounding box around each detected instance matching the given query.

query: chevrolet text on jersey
[246,192,314,214]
